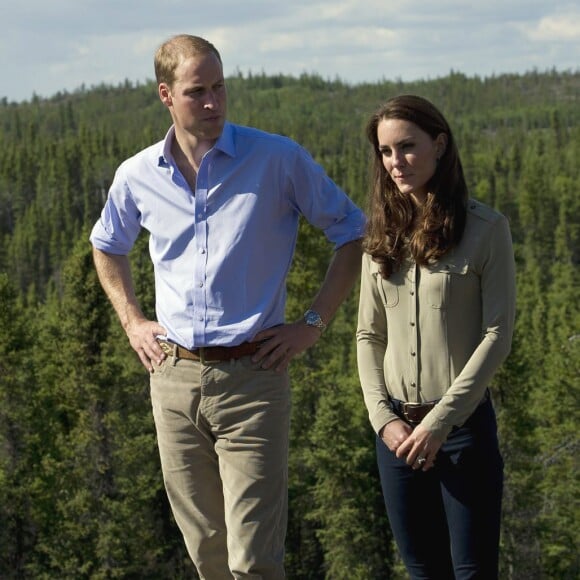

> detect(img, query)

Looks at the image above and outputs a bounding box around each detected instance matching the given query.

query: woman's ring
[417,456,426,466]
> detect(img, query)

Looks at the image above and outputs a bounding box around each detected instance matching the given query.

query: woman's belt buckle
[402,402,435,424]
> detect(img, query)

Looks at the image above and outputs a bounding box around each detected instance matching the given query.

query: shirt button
[410,381,416,388]
[410,290,415,296]
[198,248,205,254]
[198,281,203,288]
[197,315,203,321]
[411,351,416,356]
[410,321,415,326]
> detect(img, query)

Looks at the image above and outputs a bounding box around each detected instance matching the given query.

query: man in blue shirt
[90,34,365,578]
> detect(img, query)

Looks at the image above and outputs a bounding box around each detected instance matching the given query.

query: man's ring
[417,456,426,466]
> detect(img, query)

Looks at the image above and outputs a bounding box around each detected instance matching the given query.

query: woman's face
[376,117,446,205]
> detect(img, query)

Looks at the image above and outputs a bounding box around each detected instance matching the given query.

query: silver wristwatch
[303,309,327,332]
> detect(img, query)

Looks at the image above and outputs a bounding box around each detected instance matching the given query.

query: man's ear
[159,83,172,107]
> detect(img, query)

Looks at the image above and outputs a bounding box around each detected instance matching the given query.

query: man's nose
[204,91,218,109]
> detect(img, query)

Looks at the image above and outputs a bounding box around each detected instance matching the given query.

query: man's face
[159,52,227,143]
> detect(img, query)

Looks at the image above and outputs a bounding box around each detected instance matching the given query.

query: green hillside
[0,70,578,578]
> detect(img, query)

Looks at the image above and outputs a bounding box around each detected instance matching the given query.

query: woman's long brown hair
[364,95,468,278]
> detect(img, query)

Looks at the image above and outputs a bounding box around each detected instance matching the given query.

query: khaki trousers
[150,353,290,579]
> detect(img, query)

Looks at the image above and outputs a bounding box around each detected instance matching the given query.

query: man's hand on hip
[126,318,168,372]
[252,322,322,372]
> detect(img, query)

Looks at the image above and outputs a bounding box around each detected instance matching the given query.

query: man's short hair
[154,34,222,88]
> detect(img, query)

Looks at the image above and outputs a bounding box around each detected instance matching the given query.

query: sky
[2,0,579,103]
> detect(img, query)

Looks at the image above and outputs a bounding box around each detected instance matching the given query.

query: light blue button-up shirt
[90,122,366,348]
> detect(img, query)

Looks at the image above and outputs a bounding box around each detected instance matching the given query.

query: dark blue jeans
[376,398,503,580]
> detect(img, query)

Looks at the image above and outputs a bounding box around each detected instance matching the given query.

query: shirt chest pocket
[425,258,470,309]
[375,275,399,308]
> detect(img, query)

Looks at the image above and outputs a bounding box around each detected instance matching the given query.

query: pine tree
[0,274,36,576]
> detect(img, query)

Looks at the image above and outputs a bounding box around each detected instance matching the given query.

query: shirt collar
[215,122,236,158]
[157,122,235,168]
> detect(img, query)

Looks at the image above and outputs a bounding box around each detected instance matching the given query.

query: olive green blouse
[356,199,516,440]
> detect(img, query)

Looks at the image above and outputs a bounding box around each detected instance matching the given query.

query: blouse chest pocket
[375,274,399,308]
[425,258,470,309]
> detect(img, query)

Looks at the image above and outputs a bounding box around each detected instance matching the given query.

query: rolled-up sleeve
[90,165,142,255]
[289,146,366,249]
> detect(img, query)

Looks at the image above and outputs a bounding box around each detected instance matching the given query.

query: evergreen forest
[0,69,578,579]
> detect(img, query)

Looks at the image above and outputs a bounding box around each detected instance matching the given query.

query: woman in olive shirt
[357,95,516,579]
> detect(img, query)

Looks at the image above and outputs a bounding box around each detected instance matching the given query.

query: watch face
[306,312,320,325]
[305,310,325,329]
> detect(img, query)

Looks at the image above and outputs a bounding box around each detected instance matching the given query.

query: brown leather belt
[390,390,490,426]
[158,339,261,363]
[390,399,439,425]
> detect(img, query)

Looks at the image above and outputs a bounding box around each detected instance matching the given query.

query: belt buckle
[158,340,175,357]
[402,402,423,424]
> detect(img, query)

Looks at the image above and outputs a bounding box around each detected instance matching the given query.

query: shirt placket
[407,263,419,402]
[192,155,210,345]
